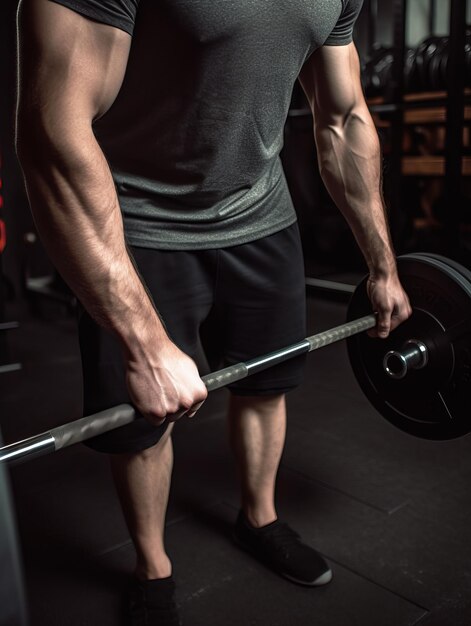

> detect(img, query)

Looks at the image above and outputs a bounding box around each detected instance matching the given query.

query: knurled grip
[307,315,376,351]
[51,404,137,450]
[202,363,249,392]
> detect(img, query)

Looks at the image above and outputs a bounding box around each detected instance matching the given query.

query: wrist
[363,233,397,279]
[369,266,398,282]
[117,309,170,363]
[368,261,398,281]
[102,260,169,360]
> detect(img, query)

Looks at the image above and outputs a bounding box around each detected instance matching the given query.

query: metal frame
[389,0,407,249]
[444,0,467,252]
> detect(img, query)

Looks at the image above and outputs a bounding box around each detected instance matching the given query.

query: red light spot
[0,219,6,253]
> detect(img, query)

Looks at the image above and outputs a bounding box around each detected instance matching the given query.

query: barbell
[0,252,470,470]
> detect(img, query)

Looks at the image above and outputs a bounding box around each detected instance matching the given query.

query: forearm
[16,121,167,359]
[14,0,208,422]
[314,106,396,277]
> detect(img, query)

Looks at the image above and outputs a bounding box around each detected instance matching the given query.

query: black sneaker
[128,576,182,626]
[233,511,332,586]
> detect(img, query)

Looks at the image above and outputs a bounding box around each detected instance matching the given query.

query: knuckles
[145,387,206,424]
[128,354,208,426]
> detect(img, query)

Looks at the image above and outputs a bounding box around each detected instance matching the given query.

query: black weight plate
[407,252,471,287]
[466,30,471,87]
[404,48,418,93]
[413,43,427,90]
[346,254,471,440]
[439,48,448,91]
[414,36,441,90]
[426,40,442,91]
[362,47,393,97]
[429,38,448,91]
[439,39,449,90]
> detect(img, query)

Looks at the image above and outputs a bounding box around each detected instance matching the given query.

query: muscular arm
[299,43,411,336]
[16,0,207,421]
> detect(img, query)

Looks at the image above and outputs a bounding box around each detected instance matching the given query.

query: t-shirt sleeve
[324,0,364,46]
[48,0,139,36]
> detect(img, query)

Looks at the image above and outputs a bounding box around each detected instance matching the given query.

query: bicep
[17,0,131,132]
[299,43,365,123]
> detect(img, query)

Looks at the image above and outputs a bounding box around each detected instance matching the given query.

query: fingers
[367,275,412,339]
[372,300,412,338]
[165,399,206,423]
[125,343,208,427]
[375,308,392,339]
[166,368,207,422]
[186,400,205,419]
[152,381,207,424]
[389,301,413,334]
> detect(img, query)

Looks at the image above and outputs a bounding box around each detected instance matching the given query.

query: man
[15,0,412,624]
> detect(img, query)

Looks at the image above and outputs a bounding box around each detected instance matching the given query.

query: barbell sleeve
[382,339,429,380]
[0,314,376,466]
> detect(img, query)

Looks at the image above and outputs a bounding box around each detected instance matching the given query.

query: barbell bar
[0,314,376,466]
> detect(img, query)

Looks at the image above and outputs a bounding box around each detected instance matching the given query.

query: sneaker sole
[233,533,333,587]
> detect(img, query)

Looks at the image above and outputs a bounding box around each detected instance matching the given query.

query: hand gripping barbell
[1,251,471,468]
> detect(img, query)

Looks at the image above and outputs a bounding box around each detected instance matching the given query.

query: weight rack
[369,0,470,256]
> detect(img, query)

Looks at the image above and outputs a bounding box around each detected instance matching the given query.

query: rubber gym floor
[2,290,471,626]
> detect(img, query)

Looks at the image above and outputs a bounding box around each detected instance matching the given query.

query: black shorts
[79,223,307,454]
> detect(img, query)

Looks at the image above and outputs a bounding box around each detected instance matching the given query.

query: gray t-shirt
[51,0,363,250]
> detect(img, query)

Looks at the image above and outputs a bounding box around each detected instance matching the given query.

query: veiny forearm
[314,107,396,277]
[16,121,166,358]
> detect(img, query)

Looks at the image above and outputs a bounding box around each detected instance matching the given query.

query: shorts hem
[228,377,304,397]
[83,421,170,455]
